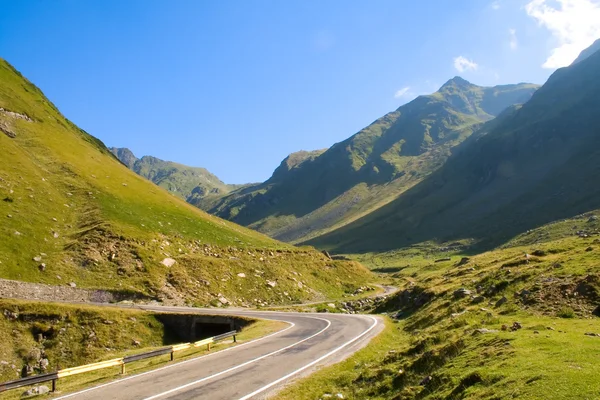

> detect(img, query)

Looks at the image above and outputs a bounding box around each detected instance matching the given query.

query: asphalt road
[373,284,399,297]
[53,306,383,400]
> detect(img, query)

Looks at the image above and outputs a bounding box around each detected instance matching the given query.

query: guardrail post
[233,334,237,343]
[207,343,211,351]
[52,379,56,392]
[170,351,174,361]
[121,363,125,375]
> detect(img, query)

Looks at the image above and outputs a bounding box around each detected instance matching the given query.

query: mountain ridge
[109,147,242,203]
[306,43,600,253]
[199,78,539,243]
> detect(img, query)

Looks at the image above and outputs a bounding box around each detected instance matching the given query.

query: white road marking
[141,317,333,400]
[236,315,379,400]
[53,318,297,399]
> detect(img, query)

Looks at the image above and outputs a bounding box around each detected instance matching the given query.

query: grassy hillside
[280,213,600,399]
[109,147,243,204]
[200,79,538,244]
[0,59,371,306]
[0,300,178,383]
[309,45,600,254]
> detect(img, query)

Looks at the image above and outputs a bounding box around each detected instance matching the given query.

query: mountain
[110,147,138,169]
[109,147,241,203]
[572,38,600,65]
[0,58,371,306]
[201,79,539,243]
[308,41,600,253]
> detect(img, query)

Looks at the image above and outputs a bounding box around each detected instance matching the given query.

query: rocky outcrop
[0,278,152,303]
[0,107,33,138]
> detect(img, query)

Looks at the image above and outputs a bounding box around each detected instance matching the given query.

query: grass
[0,58,374,305]
[279,218,600,399]
[0,299,286,399]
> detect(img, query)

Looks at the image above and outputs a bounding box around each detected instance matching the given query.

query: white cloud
[394,87,412,98]
[525,0,600,68]
[491,1,501,10]
[453,56,479,72]
[509,28,518,50]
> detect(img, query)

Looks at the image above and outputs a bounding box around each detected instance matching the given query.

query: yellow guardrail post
[56,358,124,378]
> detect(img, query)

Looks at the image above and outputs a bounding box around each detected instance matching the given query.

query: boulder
[474,328,498,334]
[0,122,16,138]
[161,258,176,267]
[471,295,485,304]
[495,296,508,307]
[3,310,18,321]
[420,375,432,385]
[39,358,49,371]
[22,385,50,397]
[456,257,470,266]
[453,288,471,298]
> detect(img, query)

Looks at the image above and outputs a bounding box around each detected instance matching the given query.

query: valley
[0,10,599,399]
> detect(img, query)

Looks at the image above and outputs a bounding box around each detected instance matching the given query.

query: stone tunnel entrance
[156,314,252,342]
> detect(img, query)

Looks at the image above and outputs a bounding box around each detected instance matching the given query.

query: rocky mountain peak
[439,76,476,92]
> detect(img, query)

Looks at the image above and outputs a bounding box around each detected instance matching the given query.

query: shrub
[557,306,575,318]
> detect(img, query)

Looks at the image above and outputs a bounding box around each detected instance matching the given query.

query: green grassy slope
[0,59,371,305]
[280,212,600,400]
[199,79,538,243]
[309,45,600,254]
[109,147,241,204]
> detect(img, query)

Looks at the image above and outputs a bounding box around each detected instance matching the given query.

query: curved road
[53,306,383,400]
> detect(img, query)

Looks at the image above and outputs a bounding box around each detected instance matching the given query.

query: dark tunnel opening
[194,322,232,340]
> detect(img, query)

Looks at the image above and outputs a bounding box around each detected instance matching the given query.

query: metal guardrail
[0,372,59,393]
[0,330,237,394]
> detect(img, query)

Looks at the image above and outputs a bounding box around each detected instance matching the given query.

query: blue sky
[1,0,599,183]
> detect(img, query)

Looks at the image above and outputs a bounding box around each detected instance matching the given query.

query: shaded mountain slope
[202,80,538,243]
[0,59,371,306]
[308,43,600,253]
